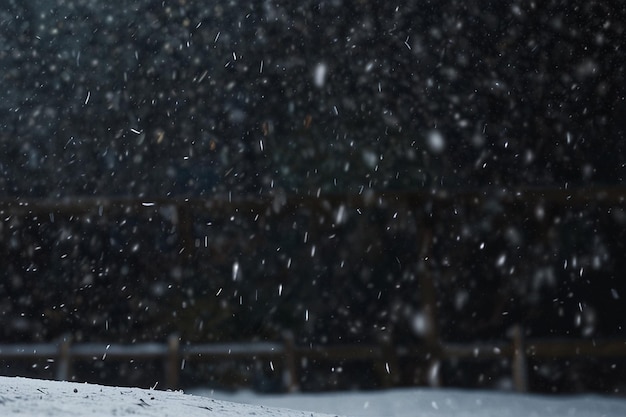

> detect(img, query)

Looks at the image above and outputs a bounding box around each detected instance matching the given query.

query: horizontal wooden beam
[0,185,625,215]
[526,339,626,358]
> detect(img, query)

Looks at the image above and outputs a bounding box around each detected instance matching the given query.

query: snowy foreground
[0,377,332,417]
[198,387,626,417]
[2,377,626,417]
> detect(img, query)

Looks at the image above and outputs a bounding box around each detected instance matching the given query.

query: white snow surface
[199,387,626,417]
[2,376,626,417]
[0,376,334,417]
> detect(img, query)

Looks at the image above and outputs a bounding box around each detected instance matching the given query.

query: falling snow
[0,0,624,404]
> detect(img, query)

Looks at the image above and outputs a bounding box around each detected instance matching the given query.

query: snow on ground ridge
[2,376,626,417]
[0,376,338,417]
[201,387,626,417]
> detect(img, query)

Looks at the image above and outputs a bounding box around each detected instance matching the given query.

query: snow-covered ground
[0,376,334,417]
[199,387,626,417]
[2,376,626,417]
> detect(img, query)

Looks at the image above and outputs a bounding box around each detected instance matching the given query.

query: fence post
[165,334,180,390]
[282,331,299,392]
[379,333,399,388]
[56,334,71,381]
[511,324,528,392]
[176,204,195,260]
[419,226,442,388]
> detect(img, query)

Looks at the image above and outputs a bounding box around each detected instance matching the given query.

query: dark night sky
[0,1,624,198]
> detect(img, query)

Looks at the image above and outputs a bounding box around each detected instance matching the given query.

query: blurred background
[0,0,625,395]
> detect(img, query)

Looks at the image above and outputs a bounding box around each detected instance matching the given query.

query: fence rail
[2,330,626,392]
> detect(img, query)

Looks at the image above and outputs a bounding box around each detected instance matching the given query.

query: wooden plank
[182,342,284,358]
[418,226,442,387]
[295,345,382,361]
[0,344,58,358]
[165,335,180,390]
[527,340,626,358]
[439,343,512,359]
[282,332,299,392]
[70,343,168,358]
[511,325,529,393]
[56,336,71,382]
[1,186,625,216]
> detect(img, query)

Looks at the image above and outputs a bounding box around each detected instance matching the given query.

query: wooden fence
[2,329,626,392]
[1,188,626,392]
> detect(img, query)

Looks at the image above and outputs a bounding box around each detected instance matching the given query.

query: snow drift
[2,376,626,417]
